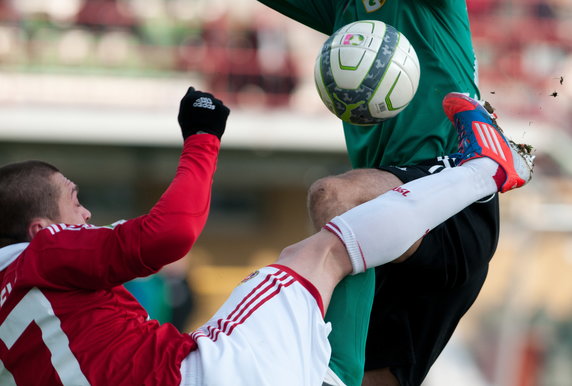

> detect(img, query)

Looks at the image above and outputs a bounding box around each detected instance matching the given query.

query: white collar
[0,243,29,271]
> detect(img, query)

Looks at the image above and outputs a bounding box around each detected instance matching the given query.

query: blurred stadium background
[0,0,570,384]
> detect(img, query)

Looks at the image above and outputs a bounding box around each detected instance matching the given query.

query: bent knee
[307,169,402,230]
[307,175,358,229]
[308,169,401,211]
[307,176,344,211]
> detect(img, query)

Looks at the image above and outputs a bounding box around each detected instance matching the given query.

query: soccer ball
[314,20,420,125]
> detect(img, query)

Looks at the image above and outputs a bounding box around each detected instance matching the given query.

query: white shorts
[180,264,332,386]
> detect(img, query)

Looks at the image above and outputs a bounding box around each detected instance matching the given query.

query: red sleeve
[127,133,220,269]
[24,134,220,289]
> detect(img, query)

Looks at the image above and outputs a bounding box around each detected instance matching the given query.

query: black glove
[177,87,230,140]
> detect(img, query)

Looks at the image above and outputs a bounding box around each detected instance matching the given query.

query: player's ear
[27,218,53,240]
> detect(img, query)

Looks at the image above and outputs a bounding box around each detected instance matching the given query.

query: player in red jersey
[0,87,226,386]
[0,89,531,385]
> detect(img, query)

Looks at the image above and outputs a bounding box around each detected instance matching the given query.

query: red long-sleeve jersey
[0,134,220,385]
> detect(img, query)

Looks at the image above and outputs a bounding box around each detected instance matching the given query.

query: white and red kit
[0,135,216,385]
[0,134,332,386]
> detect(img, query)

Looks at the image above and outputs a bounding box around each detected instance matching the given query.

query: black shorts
[365,156,500,386]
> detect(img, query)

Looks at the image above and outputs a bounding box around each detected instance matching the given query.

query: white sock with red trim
[324,158,499,274]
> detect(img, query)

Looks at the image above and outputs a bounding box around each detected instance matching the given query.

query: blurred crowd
[0,0,298,107]
[0,0,570,122]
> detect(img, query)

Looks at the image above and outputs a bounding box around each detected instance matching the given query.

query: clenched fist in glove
[178,87,230,140]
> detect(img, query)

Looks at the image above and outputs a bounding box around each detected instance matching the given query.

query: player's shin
[324,159,499,274]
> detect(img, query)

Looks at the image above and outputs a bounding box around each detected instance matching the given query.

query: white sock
[324,158,500,274]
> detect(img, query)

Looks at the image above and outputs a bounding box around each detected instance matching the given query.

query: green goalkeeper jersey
[259,0,479,168]
[258,1,480,385]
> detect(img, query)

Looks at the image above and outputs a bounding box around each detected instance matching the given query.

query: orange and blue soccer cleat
[443,92,534,193]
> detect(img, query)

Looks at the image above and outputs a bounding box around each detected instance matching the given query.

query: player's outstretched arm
[133,88,230,271]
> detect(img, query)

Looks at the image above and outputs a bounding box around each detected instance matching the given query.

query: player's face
[52,172,91,225]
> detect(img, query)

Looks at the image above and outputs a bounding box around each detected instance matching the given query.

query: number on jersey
[0,288,89,385]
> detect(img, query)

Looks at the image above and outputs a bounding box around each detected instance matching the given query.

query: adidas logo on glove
[178,87,229,140]
[193,97,216,110]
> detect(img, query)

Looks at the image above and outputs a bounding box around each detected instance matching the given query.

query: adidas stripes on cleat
[442,92,535,193]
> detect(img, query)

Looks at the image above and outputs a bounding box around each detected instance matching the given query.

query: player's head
[0,160,91,247]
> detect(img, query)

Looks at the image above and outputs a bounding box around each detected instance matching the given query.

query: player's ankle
[462,157,504,192]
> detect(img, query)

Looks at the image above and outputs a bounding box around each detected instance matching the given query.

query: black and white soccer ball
[314,20,420,125]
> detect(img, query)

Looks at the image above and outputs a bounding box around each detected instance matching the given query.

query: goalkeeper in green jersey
[257,1,491,385]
